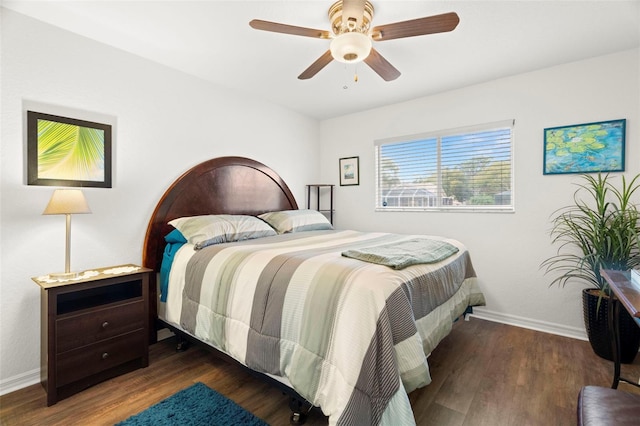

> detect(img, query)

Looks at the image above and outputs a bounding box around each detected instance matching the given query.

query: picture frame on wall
[339,156,359,186]
[543,118,626,175]
[27,111,112,187]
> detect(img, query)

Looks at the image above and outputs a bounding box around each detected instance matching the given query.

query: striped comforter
[163,230,484,425]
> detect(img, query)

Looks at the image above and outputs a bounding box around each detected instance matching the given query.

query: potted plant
[542,173,640,362]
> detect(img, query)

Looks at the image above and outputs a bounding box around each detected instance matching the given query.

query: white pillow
[258,209,333,234]
[169,214,276,249]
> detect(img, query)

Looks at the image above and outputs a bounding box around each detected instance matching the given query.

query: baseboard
[469,307,588,341]
[0,367,40,396]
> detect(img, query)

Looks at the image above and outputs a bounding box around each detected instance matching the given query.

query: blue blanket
[160,229,187,302]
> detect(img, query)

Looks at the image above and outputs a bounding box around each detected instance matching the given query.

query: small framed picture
[339,156,359,186]
[543,119,625,175]
[27,111,112,187]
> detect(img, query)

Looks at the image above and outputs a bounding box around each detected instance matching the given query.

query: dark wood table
[600,269,640,389]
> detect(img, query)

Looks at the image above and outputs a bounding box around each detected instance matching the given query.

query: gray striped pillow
[258,209,333,234]
[169,214,276,249]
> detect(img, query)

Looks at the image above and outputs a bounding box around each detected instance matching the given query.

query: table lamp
[43,189,92,279]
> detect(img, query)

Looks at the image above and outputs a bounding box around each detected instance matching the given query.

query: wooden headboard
[142,156,298,272]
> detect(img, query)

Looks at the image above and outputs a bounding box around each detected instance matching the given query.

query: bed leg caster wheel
[289,397,311,425]
[290,412,307,425]
[175,338,190,352]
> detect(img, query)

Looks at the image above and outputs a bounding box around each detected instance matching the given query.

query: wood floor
[2,317,640,426]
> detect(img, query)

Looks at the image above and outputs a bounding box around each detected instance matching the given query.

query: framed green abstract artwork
[27,111,112,187]
[543,119,625,175]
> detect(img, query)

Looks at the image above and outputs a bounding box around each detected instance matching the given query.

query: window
[375,120,514,211]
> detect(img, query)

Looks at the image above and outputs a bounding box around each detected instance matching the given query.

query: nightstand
[32,264,152,406]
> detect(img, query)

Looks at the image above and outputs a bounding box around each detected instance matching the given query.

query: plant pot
[582,288,640,363]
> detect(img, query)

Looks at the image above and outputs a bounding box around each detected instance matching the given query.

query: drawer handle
[102,352,109,360]
[102,321,109,329]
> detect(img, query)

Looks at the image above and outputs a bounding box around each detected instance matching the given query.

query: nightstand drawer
[56,329,145,387]
[56,300,145,353]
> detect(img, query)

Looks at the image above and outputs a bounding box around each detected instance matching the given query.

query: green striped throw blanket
[342,237,460,269]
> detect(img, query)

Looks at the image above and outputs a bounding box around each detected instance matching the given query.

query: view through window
[375,120,514,211]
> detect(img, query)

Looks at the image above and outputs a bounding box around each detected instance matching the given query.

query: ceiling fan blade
[371,12,460,41]
[249,19,330,39]
[298,50,334,80]
[341,0,366,28]
[364,48,401,81]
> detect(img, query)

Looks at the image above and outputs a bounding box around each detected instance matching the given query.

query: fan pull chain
[342,64,360,89]
[342,63,350,89]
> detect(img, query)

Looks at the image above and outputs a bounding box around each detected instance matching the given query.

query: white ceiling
[4,1,640,120]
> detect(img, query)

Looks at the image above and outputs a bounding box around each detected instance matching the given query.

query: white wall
[319,48,640,337]
[0,8,319,393]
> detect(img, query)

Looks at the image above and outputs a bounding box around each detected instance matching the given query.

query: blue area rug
[117,382,268,426]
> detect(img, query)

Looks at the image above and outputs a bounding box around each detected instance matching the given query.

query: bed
[142,156,485,426]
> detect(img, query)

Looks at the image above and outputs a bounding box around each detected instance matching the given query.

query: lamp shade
[43,189,92,215]
[330,32,372,63]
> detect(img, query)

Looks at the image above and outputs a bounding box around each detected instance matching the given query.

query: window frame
[375,120,515,213]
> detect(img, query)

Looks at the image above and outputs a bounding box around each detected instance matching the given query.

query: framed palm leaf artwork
[27,111,112,187]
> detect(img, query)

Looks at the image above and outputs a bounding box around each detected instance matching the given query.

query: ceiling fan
[249,0,459,82]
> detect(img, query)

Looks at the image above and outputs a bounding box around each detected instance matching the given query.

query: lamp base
[48,271,81,280]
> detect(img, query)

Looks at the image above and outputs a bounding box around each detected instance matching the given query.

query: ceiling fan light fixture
[330,32,372,63]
